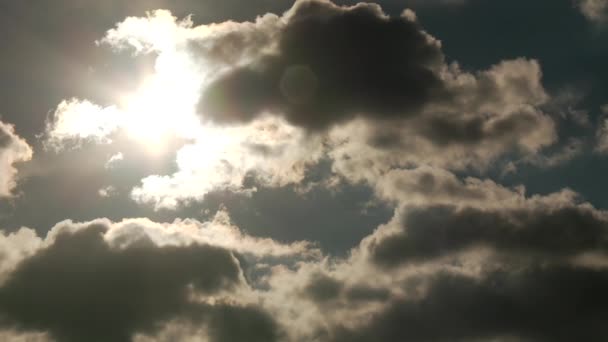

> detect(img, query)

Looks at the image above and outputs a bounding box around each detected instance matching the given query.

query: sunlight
[120,51,203,152]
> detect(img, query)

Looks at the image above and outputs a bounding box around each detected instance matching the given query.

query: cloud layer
[4,0,608,341]
[46,0,558,209]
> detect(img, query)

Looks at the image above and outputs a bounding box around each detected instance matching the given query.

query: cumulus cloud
[0,210,322,341]
[44,99,123,149]
[197,0,554,147]
[366,202,607,267]
[0,228,42,282]
[79,0,559,209]
[0,121,32,197]
[0,225,242,342]
[261,180,608,341]
[3,0,607,341]
[199,0,445,130]
[373,166,527,208]
[3,170,608,341]
[131,117,324,209]
[331,265,608,342]
[327,58,556,182]
[359,166,602,267]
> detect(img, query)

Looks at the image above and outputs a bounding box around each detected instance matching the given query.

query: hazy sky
[0,0,608,341]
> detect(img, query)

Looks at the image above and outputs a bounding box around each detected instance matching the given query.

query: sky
[0,0,608,341]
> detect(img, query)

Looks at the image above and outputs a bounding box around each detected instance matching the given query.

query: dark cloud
[420,109,546,147]
[204,304,281,342]
[302,272,391,305]
[369,204,608,267]
[343,284,391,303]
[199,0,445,131]
[333,265,608,342]
[195,0,557,172]
[303,272,344,303]
[0,222,280,342]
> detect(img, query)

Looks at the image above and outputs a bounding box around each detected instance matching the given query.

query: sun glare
[120,52,203,152]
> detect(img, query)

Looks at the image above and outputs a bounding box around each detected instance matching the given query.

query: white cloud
[98,185,117,198]
[0,227,42,283]
[131,117,325,209]
[105,152,124,169]
[45,99,122,149]
[0,121,33,197]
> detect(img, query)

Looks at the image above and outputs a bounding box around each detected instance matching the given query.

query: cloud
[596,104,608,153]
[366,203,607,267]
[44,99,123,149]
[199,0,444,130]
[85,0,558,209]
[0,210,320,341]
[0,121,33,197]
[133,304,281,342]
[327,58,556,182]
[130,117,324,209]
[504,138,586,174]
[3,173,608,341]
[0,224,242,341]
[577,0,608,23]
[263,182,608,341]
[360,166,604,267]
[98,185,117,198]
[4,1,608,341]
[105,152,124,169]
[331,265,608,342]
[373,166,526,208]
[194,0,555,166]
[0,330,50,342]
[0,228,42,283]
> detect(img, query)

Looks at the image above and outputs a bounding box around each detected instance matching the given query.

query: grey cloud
[0,221,281,342]
[373,166,525,208]
[332,265,608,342]
[204,304,281,342]
[368,204,608,267]
[303,272,344,303]
[261,186,608,341]
[302,272,390,305]
[199,0,445,131]
[135,303,281,342]
[197,0,555,163]
[509,137,585,172]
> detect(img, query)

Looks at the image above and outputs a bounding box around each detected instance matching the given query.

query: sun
[120,52,203,151]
